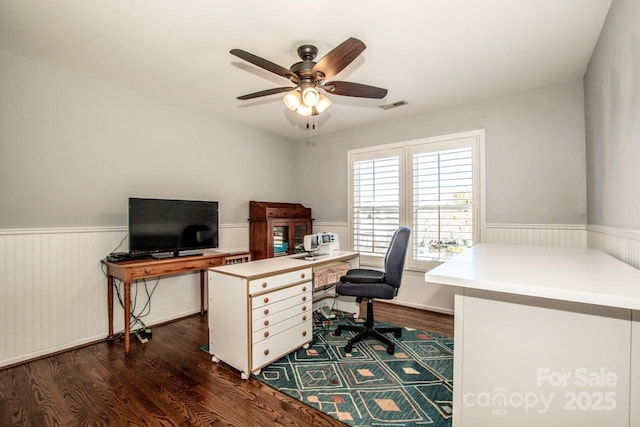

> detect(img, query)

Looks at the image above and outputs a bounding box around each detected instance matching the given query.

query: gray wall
[584,0,640,230]
[1,48,603,232]
[0,52,297,228]
[295,80,587,226]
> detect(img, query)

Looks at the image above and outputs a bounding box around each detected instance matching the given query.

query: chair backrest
[383,227,411,290]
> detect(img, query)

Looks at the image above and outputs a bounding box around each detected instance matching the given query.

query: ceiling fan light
[282,90,301,111]
[296,104,312,117]
[315,95,332,114]
[301,87,320,107]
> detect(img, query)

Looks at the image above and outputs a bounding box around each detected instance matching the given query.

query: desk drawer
[251,282,310,310]
[251,305,312,335]
[252,312,309,344]
[252,293,311,324]
[252,321,312,371]
[130,257,223,279]
[249,268,311,294]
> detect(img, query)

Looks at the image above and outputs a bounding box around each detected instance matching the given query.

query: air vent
[379,100,408,110]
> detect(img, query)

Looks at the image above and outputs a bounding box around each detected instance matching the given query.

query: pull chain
[305,116,316,130]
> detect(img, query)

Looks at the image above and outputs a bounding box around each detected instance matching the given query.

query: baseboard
[0,334,107,370]
[0,311,203,370]
[374,299,454,316]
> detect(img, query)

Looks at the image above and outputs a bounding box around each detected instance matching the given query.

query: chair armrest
[340,268,386,283]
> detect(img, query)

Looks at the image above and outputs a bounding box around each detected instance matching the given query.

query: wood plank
[0,305,453,425]
[361,300,454,337]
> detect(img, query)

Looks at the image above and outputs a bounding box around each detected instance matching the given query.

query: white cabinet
[426,244,640,427]
[208,266,312,379]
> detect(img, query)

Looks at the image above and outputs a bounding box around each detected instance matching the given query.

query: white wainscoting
[0,227,124,368]
[587,225,640,269]
[4,221,635,367]
[0,224,249,368]
[483,223,587,248]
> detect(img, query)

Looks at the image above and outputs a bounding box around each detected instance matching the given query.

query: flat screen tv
[128,197,219,257]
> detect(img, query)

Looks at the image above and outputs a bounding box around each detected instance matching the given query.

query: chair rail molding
[0,226,128,236]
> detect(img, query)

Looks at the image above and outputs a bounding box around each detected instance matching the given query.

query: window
[352,153,401,255]
[348,130,484,269]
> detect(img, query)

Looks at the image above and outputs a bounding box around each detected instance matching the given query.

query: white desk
[207,251,359,379]
[425,244,640,427]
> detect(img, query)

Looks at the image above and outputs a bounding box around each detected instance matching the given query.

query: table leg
[107,275,114,338]
[200,270,205,315]
[124,281,131,354]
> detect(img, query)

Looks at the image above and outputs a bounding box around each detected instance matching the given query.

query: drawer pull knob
[263,297,269,303]
[264,320,269,326]
[263,309,269,315]
[144,268,151,274]
[262,282,268,288]
[302,296,307,302]
[302,305,307,311]
[302,331,307,337]
[300,273,305,279]
[302,286,307,291]
[264,349,269,355]
[264,331,269,338]
[302,315,307,321]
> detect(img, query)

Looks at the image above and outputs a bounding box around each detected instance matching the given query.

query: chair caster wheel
[334,328,342,336]
[345,343,352,353]
[387,345,395,355]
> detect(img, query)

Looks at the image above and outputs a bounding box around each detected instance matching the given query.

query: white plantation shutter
[349,131,482,267]
[411,146,473,261]
[352,154,400,255]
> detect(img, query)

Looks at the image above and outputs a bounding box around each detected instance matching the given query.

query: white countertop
[209,251,358,280]
[425,243,640,310]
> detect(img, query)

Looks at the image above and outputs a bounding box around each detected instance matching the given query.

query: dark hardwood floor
[0,303,453,426]
[361,300,454,337]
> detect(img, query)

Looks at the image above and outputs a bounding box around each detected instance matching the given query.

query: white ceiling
[0,0,612,141]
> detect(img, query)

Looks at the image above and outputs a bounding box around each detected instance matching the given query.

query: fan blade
[324,81,388,99]
[237,87,294,100]
[312,37,366,81]
[230,49,299,83]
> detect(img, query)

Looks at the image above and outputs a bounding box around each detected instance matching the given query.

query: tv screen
[128,198,219,257]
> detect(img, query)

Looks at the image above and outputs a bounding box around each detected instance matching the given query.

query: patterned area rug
[253,313,454,426]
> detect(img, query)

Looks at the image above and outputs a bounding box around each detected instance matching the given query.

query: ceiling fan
[230,37,387,119]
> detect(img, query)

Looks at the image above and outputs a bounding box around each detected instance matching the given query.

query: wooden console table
[102,251,250,354]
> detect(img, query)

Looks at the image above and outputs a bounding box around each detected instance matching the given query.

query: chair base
[334,299,401,355]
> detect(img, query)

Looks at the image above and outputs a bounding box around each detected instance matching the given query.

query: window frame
[347,130,485,270]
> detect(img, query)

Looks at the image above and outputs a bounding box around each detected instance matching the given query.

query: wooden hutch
[249,201,312,260]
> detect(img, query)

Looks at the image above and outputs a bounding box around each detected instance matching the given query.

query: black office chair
[334,227,411,355]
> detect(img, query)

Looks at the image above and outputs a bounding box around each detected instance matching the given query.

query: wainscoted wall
[483,223,587,248]
[0,227,124,368]
[587,226,640,269]
[3,222,637,368]
[0,224,249,368]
